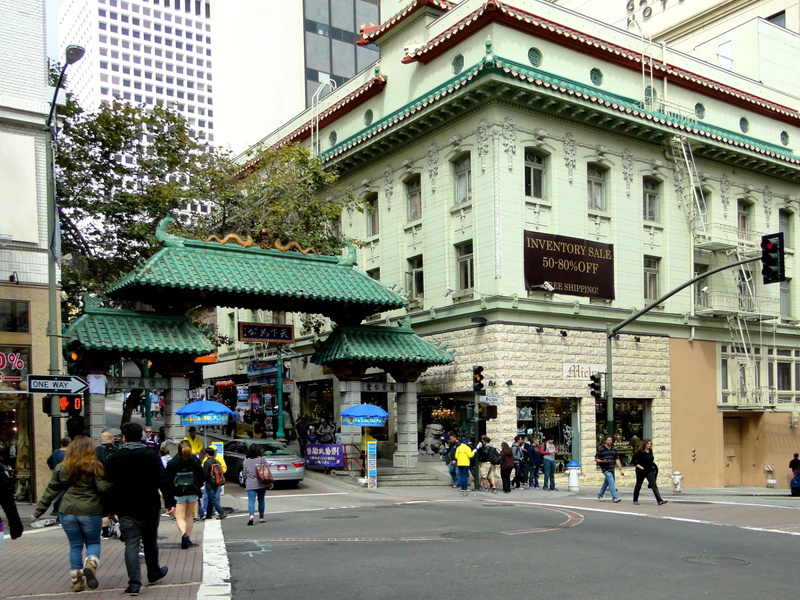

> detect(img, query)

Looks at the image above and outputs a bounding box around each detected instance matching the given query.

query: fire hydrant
[671,471,684,493]
[566,460,581,492]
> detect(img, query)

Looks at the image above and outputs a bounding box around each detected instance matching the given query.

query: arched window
[524,149,547,200]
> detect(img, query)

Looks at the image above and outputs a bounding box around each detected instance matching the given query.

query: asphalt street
[219,475,800,600]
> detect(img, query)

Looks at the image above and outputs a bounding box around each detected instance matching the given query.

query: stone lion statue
[419,423,445,455]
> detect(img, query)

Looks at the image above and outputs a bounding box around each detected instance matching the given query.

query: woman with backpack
[166,440,205,549]
[243,444,273,525]
[499,442,515,493]
[33,436,112,592]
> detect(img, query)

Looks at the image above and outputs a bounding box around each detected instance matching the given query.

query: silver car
[223,439,305,488]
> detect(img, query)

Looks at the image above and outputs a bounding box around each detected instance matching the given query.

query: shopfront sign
[524,231,614,300]
[367,440,377,488]
[342,416,387,427]
[563,364,607,380]
[27,374,88,394]
[478,395,505,404]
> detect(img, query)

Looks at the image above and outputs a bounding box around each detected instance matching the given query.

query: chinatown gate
[66,216,453,472]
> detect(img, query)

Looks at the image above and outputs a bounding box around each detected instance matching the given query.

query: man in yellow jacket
[183,427,204,456]
[454,437,475,492]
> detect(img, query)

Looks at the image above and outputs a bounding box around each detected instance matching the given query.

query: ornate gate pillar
[86,392,106,441]
[393,381,418,468]
[337,380,362,467]
[165,377,189,441]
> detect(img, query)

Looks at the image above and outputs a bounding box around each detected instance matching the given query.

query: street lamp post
[46,45,85,449]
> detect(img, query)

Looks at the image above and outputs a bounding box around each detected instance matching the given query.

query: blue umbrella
[339,404,390,418]
[176,400,235,416]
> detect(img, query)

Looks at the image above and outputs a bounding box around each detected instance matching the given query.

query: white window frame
[456,242,474,291]
[454,155,471,205]
[406,176,421,222]
[524,150,545,200]
[643,256,659,301]
[587,164,606,211]
[407,256,424,299]
[642,178,659,222]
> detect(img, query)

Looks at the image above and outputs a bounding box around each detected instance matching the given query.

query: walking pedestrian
[631,439,667,506]
[477,435,499,493]
[166,440,205,549]
[789,452,800,473]
[47,436,71,470]
[243,444,273,525]
[33,436,111,592]
[539,436,559,491]
[105,422,174,596]
[0,464,23,550]
[595,435,625,503]
[499,442,515,493]
[454,437,475,492]
[202,446,227,520]
[445,434,460,488]
[512,436,528,489]
[296,416,309,457]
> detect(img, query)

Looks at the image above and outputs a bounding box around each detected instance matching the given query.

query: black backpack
[174,469,196,495]
[486,445,501,465]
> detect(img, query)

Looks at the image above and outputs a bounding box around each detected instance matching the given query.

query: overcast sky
[46,0,63,60]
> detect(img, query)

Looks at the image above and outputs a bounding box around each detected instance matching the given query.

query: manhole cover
[441,531,509,540]
[322,515,359,519]
[683,556,749,566]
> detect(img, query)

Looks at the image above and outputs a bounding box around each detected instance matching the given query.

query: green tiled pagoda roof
[107,217,407,324]
[313,322,454,366]
[64,305,215,356]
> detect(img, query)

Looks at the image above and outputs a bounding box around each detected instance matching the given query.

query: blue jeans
[541,460,556,489]
[247,488,266,518]
[204,483,223,518]
[458,466,471,490]
[60,513,102,570]
[529,464,540,487]
[119,513,162,589]
[448,461,458,484]
[598,470,618,499]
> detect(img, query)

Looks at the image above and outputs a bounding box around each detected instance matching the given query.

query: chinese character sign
[304,443,345,468]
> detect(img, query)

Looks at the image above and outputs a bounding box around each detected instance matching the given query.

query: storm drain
[683,556,749,566]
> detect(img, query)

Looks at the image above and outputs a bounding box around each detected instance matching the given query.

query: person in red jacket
[540,436,558,491]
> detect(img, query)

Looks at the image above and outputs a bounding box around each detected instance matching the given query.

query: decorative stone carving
[622,148,633,197]
[361,178,372,194]
[457,208,467,234]
[403,158,414,174]
[530,203,542,230]
[427,144,439,193]
[384,165,394,211]
[502,117,516,171]
[720,174,731,218]
[533,128,548,147]
[564,133,576,184]
[477,120,489,172]
[450,134,463,153]
[410,225,420,251]
[419,423,445,455]
[672,161,686,209]
[764,185,773,227]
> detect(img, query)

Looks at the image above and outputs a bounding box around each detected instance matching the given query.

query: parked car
[222,439,305,488]
[791,470,800,497]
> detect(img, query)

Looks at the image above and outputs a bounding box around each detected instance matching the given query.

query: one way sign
[27,375,89,395]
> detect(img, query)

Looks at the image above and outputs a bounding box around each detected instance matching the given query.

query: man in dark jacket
[0,466,23,546]
[105,422,176,596]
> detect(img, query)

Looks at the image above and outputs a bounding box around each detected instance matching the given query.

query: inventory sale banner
[304,443,345,467]
[524,231,615,300]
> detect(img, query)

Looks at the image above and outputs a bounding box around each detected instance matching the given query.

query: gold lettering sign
[523,231,615,300]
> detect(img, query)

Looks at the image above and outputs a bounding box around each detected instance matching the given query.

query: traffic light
[589,373,603,400]
[485,405,498,419]
[760,232,785,284]
[58,394,83,414]
[64,340,85,374]
[472,365,484,393]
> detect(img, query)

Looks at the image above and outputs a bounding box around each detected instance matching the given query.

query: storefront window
[0,301,29,333]
[594,399,649,466]
[298,379,333,423]
[418,396,480,448]
[517,397,579,469]
[0,346,31,500]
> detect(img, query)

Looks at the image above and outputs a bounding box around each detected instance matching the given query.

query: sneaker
[148,566,168,585]
[490,487,496,494]
[633,501,640,505]
[597,496,605,501]
[452,484,459,488]
[658,500,669,506]
[125,586,140,596]
[217,513,227,520]
[529,485,535,489]
[259,518,266,523]
[613,497,622,503]
[551,487,558,491]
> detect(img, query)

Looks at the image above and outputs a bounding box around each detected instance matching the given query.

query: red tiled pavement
[0,511,205,600]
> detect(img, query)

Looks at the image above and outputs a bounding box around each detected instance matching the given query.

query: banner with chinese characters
[179,413,228,426]
[341,416,387,427]
[304,443,345,468]
[524,231,615,300]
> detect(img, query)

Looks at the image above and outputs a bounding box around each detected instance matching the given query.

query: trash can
[764,465,776,489]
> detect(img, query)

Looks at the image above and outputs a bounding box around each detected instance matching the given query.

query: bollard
[671,471,683,493]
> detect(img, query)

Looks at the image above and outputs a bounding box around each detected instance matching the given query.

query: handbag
[255,457,273,484]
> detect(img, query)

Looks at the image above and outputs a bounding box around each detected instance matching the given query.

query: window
[781,279,791,318]
[643,256,659,300]
[0,301,29,333]
[524,150,545,199]
[456,242,474,291]
[737,268,755,312]
[694,264,709,308]
[693,187,708,231]
[587,165,606,211]
[737,199,752,238]
[366,268,380,282]
[779,209,792,248]
[365,194,379,237]
[407,256,424,300]
[454,155,471,205]
[642,178,659,221]
[406,175,421,222]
